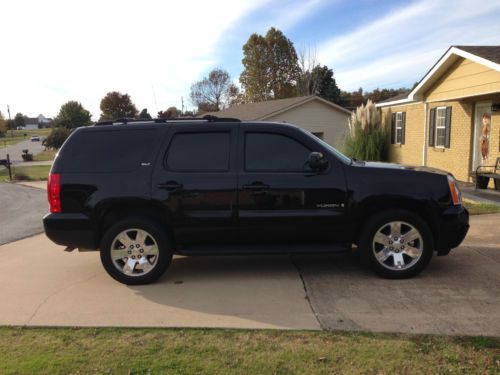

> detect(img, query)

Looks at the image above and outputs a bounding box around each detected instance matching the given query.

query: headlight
[447,175,462,205]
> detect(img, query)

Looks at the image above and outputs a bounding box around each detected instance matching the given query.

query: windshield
[299,128,352,164]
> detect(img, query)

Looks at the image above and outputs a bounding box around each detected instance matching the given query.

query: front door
[473,102,492,172]
[237,124,349,244]
[152,123,238,245]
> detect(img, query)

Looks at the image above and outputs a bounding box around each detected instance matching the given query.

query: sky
[1,0,499,120]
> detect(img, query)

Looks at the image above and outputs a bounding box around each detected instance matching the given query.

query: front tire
[359,209,434,279]
[100,217,172,285]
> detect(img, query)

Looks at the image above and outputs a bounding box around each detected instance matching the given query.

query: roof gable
[377,45,500,107]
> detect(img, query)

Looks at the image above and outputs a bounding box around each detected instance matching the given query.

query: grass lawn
[33,148,57,161]
[0,128,51,148]
[0,164,51,181]
[0,328,498,374]
[463,199,500,215]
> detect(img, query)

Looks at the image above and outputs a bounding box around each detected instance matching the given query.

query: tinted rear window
[60,129,158,173]
[166,132,230,171]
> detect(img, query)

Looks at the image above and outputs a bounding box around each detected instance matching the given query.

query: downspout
[422,102,428,166]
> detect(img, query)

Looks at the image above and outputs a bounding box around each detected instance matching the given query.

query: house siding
[381,103,425,166]
[263,99,350,148]
[426,58,500,102]
[425,101,474,181]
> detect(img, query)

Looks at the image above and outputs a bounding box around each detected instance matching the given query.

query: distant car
[30,136,40,142]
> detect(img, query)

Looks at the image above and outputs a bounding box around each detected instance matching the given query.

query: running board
[176,242,352,256]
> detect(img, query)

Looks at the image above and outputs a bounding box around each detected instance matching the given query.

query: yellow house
[376,46,500,183]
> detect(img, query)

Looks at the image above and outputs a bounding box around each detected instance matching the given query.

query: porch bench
[475,157,500,190]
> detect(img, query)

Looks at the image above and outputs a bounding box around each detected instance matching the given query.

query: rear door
[237,123,349,244]
[152,123,238,245]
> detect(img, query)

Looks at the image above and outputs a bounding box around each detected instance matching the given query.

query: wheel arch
[95,199,175,248]
[352,198,439,245]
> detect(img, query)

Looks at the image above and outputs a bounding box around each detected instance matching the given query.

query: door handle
[242,182,270,191]
[157,181,183,191]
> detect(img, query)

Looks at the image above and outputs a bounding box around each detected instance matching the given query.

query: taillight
[447,175,462,206]
[47,173,61,213]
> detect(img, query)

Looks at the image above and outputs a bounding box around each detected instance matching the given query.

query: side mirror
[308,151,329,172]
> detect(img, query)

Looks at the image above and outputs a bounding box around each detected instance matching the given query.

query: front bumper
[43,213,98,250]
[435,205,469,254]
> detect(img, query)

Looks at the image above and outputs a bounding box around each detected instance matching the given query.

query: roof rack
[95,115,240,126]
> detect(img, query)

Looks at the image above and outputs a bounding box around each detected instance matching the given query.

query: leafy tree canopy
[240,27,300,102]
[99,91,138,120]
[138,108,152,120]
[158,106,181,119]
[52,101,92,129]
[43,127,71,149]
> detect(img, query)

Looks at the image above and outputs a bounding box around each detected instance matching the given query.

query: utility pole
[181,96,184,116]
[7,105,13,137]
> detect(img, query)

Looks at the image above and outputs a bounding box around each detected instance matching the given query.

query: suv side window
[245,132,311,172]
[166,132,230,172]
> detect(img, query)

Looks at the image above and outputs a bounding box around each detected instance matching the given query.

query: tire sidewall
[100,217,172,285]
[359,209,434,279]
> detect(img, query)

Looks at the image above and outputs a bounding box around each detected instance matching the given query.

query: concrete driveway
[0,183,498,334]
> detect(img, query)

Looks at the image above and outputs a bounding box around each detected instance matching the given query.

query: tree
[240,27,300,102]
[43,127,71,149]
[190,68,239,113]
[158,106,181,119]
[138,108,152,120]
[52,101,92,129]
[14,113,26,128]
[99,91,138,120]
[0,111,6,137]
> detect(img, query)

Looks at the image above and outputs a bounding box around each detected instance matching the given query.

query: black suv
[43,116,469,284]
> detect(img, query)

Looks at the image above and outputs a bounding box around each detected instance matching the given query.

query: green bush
[43,127,70,150]
[343,99,389,161]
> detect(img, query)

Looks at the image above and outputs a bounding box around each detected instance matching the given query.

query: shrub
[43,127,70,150]
[13,172,30,181]
[343,99,389,161]
[21,150,33,162]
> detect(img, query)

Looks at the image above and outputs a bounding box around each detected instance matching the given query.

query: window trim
[434,106,447,148]
[243,131,313,173]
[394,112,403,145]
[164,131,231,173]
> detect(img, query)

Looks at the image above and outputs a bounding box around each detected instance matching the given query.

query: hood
[357,161,450,176]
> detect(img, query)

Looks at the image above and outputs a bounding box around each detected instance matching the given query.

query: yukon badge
[316,203,344,208]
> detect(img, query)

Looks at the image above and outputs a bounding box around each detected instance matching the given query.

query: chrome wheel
[372,221,423,271]
[110,228,159,277]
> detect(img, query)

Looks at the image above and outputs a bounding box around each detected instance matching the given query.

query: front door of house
[472,102,492,172]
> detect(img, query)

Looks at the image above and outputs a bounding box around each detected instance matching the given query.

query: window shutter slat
[429,108,436,147]
[401,112,406,145]
[444,106,452,148]
[391,113,396,144]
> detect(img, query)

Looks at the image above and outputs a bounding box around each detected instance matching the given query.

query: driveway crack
[289,255,323,330]
[25,273,99,325]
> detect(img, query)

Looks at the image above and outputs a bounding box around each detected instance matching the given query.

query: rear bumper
[43,213,98,250]
[435,205,469,253]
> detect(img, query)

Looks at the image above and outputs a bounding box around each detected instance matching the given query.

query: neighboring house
[377,45,500,183]
[204,95,351,148]
[23,114,52,130]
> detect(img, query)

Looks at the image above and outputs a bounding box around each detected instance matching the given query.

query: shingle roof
[454,45,500,65]
[377,92,410,104]
[204,95,350,120]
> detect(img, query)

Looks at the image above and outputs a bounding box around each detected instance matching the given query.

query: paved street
[0,182,47,245]
[0,181,499,334]
[1,138,46,163]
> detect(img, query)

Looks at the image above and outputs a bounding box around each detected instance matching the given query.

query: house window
[312,132,324,140]
[435,107,446,147]
[390,111,405,145]
[395,112,403,144]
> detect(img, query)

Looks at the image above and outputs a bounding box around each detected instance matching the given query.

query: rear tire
[100,217,172,285]
[358,209,433,279]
